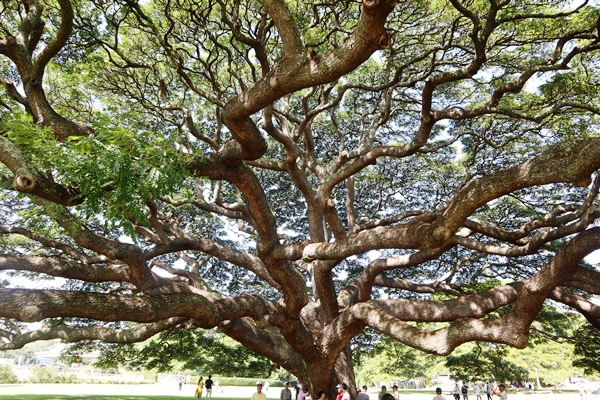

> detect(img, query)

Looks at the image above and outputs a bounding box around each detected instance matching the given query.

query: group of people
[374,383,507,400]
[277,381,352,400]
[198,378,508,400]
[450,382,507,400]
[195,375,215,400]
[276,381,508,400]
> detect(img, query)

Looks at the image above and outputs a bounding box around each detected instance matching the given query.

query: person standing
[253,382,268,400]
[453,383,460,400]
[474,384,481,400]
[337,383,351,400]
[492,384,507,400]
[195,376,204,400]
[282,382,293,400]
[433,387,446,400]
[358,385,370,400]
[392,385,400,400]
[461,383,469,400]
[205,375,214,400]
[378,386,387,400]
[485,382,492,400]
[265,381,270,394]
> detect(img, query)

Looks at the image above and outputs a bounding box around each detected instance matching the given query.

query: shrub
[0,364,18,384]
[194,376,285,387]
[28,366,78,383]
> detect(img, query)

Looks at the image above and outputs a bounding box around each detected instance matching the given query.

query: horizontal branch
[0,317,187,350]
[0,136,82,205]
[0,288,277,329]
[0,254,131,283]
[347,228,600,354]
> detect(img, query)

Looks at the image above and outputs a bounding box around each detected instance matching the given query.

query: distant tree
[573,323,600,376]
[1,0,600,397]
[0,364,18,384]
[445,343,528,383]
[63,328,279,377]
[356,336,439,383]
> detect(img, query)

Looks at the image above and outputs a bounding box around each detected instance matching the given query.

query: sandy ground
[0,384,590,400]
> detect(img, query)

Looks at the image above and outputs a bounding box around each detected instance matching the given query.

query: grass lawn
[0,396,243,400]
[0,388,583,400]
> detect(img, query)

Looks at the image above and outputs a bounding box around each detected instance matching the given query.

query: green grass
[0,396,243,400]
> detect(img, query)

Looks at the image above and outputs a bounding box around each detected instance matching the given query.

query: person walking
[485,382,492,400]
[253,382,268,400]
[195,376,204,400]
[205,375,214,400]
[433,387,446,400]
[281,382,293,400]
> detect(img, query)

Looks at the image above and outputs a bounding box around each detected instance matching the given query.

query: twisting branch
[0,317,188,350]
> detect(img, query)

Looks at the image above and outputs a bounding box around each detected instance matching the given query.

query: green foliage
[0,364,18,384]
[135,329,277,377]
[444,343,528,383]
[0,108,192,235]
[66,329,279,378]
[573,323,600,376]
[505,340,578,386]
[1,0,600,391]
[27,366,77,384]
[355,336,441,385]
[212,376,285,386]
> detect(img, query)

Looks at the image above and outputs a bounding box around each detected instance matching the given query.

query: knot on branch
[378,31,391,49]
[19,305,43,322]
[254,314,271,329]
[13,170,36,192]
[514,333,529,349]
[432,225,452,242]
[363,0,380,9]
[269,74,279,89]
[301,243,319,262]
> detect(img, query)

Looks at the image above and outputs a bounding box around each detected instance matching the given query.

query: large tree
[1,0,600,395]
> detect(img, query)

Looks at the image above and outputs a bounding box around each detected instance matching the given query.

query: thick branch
[0,288,276,329]
[348,228,600,354]
[0,136,82,205]
[0,254,130,283]
[0,318,186,350]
